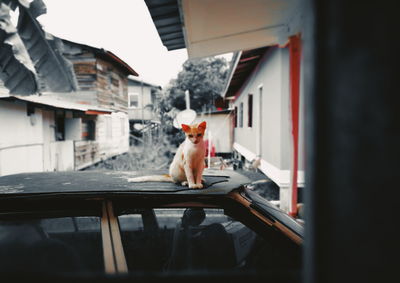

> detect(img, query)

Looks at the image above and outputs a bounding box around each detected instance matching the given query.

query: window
[248,94,253,128]
[129,93,139,108]
[234,106,238,128]
[82,119,95,141]
[55,110,65,141]
[0,216,103,273]
[239,102,243,128]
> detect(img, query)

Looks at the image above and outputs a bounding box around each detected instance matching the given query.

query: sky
[37,0,189,88]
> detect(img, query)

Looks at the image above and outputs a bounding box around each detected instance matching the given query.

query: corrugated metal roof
[144,0,185,51]
[6,95,112,114]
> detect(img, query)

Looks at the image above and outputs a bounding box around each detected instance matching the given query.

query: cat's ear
[198,121,207,130]
[181,124,190,132]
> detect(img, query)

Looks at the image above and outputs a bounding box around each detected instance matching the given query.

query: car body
[0,169,303,282]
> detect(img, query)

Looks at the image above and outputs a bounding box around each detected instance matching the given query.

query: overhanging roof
[223,47,269,99]
[144,0,186,51]
[3,95,112,115]
[144,0,302,58]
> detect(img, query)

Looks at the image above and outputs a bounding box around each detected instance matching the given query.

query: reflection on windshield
[117,207,301,273]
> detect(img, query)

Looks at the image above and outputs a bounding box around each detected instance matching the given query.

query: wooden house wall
[95,58,128,112]
[64,50,129,113]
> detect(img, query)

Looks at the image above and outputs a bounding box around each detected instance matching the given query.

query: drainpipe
[289,34,301,217]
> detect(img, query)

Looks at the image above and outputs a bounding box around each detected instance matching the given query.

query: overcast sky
[38,0,189,88]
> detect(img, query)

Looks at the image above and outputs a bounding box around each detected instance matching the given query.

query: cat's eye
[188,134,193,138]
[197,134,202,137]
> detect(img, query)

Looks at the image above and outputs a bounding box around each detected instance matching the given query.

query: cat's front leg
[194,162,205,189]
[183,163,196,188]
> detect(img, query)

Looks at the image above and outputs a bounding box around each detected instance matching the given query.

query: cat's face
[181,121,206,144]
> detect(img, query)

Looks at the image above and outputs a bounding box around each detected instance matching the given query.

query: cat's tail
[128,174,173,183]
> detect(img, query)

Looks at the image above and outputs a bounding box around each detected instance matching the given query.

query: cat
[128,121,207,189]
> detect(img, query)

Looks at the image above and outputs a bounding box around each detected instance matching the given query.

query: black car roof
[0,169,251,197]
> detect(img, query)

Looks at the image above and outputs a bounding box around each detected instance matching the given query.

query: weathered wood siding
[63,46,129,112]
[74,140,100,170]
[96,58,128,112]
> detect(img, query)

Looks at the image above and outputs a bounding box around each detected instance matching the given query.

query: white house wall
[96,112,129,160]
[42,109,55,171]
[233,47,305,187]
[50,141,74,171]
[234,48,285,167]
[0,100,44,176]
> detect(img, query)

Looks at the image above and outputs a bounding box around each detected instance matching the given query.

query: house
[0,94,111,176]
[58,39,138,166]
[222,44,305,212]
[0,37,138,176]
[127,77,161,145]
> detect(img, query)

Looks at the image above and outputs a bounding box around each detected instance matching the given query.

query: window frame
[128,93,140,109]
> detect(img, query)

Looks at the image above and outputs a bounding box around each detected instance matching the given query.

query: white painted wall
[232,46,305,188]
[234,48,285,167]
[96,112,129,160]
[0,100,77,176]
[42,109,55,171]
[0,100,45,176]
[50,141,74,171]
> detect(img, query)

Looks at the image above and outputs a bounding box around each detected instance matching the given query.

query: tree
[165,57,229,112]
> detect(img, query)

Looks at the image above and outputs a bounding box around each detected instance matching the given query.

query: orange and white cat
[128,121,207,189]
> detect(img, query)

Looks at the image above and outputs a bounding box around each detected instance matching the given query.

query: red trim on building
[85,110,111,115]
[289,34,301,216]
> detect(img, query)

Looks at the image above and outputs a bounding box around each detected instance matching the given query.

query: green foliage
[165,57,229,112]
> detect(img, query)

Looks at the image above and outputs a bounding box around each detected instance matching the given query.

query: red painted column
[289,34,301,216]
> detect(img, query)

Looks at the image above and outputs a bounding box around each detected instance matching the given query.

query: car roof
[0,169,251,197]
